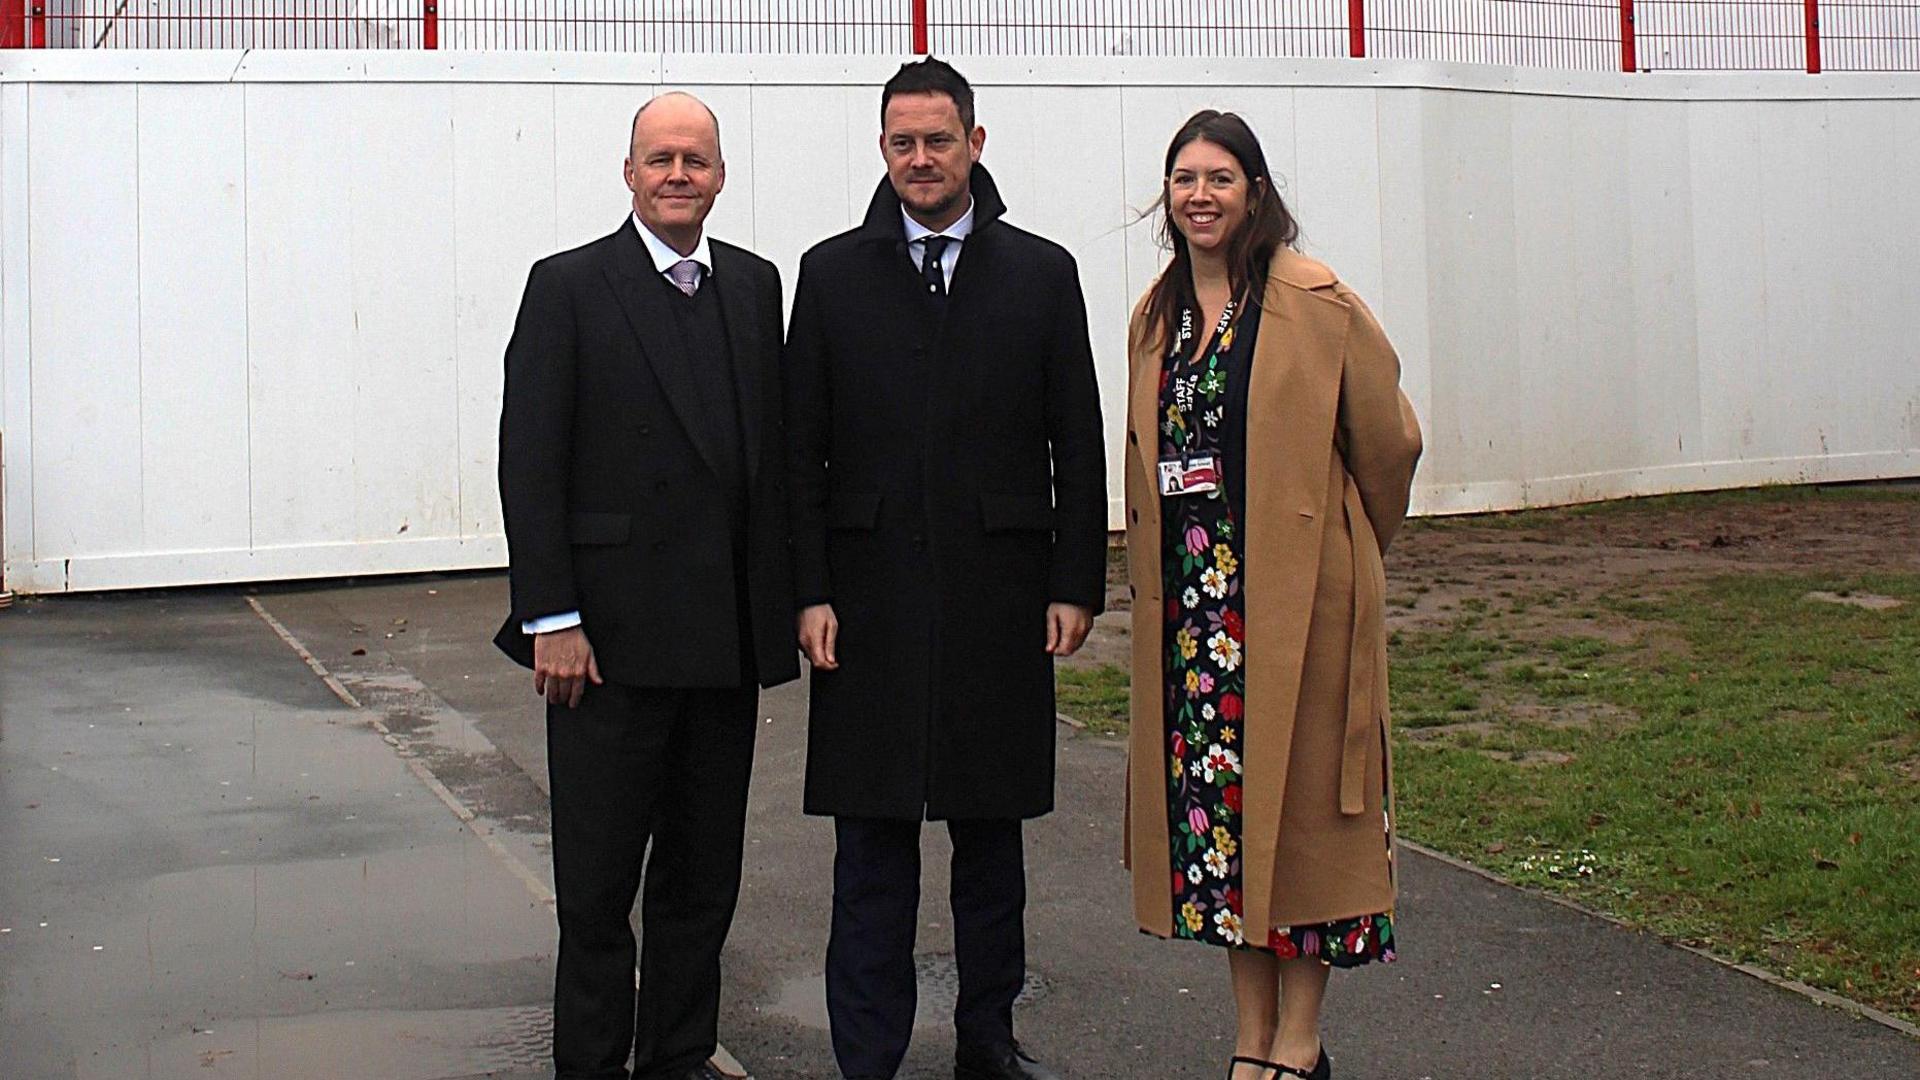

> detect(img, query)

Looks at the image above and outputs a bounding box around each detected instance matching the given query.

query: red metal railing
[1633,0,1813,68]
[1367,0,1624,69]
[2,0,44,48]
[1824,0,1920,67]
[5,1,1917,72]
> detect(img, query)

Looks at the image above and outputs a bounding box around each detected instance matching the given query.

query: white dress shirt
[521,215,713,636]
[631,211,713,285]
[901,197,975,291]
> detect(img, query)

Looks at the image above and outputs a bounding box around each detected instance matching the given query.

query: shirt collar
[631,212,713,276]
[900,197,976,246]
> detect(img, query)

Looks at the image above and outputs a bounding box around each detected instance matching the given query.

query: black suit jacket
[785,166,1107,820]
[495,221,800,690]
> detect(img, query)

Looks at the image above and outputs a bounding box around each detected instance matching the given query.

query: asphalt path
[3,575,1914,1079]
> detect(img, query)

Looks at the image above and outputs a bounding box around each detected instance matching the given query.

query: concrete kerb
[243,595,757,1080]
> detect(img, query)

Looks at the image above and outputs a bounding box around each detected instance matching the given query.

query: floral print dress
[1158,300,1396,967]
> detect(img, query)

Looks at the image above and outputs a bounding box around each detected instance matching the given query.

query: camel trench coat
[1124,248,1423,938]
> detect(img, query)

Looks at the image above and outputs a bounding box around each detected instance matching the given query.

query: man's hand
[533,626,602,708]
[1045,603,1094,657]
[797,604,840,670]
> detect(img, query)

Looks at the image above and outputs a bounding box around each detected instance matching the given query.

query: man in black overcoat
[494,93,798,1080]
[784,59,1107,1080]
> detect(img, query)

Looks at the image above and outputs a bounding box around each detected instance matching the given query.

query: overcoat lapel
[601,222,729,481]
[1236,263,1348,939]
[711,245,763,478]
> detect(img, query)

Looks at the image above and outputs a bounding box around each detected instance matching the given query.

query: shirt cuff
[522,611,583,635]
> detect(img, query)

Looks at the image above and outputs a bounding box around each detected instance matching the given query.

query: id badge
[1158,455,1221,496]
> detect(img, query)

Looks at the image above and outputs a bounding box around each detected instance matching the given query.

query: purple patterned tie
[667,258,701,297]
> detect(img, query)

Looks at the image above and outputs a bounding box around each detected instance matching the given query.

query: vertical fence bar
[1620,0,1637,70]
[424,0,438,47]
[1348,0,1365,56]
[912,0,928,52]
[1804,0,1823,71]
[27,0,41,46]
[0,0,23,49]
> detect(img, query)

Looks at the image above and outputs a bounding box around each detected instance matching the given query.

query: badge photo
[1159,455,1220,497]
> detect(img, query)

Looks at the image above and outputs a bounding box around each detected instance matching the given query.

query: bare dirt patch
[1384,485,1920,641]
[1072,484,1920,690]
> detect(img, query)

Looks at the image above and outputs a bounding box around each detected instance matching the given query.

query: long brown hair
[1134,110,1300,354]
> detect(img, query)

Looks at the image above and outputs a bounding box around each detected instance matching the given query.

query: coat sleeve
[1044,254,1110,614]
[783,252,834,609]
[1335,286,1423,553]
[497,258,579,623]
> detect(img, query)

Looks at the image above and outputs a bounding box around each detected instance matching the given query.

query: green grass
[1056,664,1131,738]
[1057,567,1920,1021]
[1392,572,1920,1021]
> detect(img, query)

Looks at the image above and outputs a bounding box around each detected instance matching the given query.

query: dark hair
[881,57,976,131]
[1135,110,1300,354]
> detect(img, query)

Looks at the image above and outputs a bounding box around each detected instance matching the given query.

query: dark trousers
[826,816,1027,1079]
[547,682,758,1080]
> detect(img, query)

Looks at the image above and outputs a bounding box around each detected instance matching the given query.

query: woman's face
[1167,138,1255,256]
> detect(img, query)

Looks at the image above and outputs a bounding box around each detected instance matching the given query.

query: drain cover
[769,954,1052,1030]
[472,1004,554,1069]
[914,952,1051,1011]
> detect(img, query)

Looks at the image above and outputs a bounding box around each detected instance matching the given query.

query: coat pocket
[567,511,631,546]
[826,491,883,530]
[979,492,1056,533]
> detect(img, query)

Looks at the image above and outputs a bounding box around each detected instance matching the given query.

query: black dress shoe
[955,1040,1061,1080]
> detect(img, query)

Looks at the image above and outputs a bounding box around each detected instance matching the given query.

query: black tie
[921,235,951,301]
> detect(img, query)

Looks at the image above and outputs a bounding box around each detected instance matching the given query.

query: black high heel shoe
[1227,1050,1331,1079]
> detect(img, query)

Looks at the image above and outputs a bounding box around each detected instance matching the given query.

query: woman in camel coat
[1123,110,1423,1080]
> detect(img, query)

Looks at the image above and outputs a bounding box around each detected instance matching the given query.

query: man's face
[881,91,984,227]
[625,96,724,246]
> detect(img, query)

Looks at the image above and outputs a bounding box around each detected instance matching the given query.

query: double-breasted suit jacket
[785,166,1108,821]
[495,221,800,692]
[1124,249,1423,937]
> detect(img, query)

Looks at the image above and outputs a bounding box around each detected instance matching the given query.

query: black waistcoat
[657,268,757,683]
[655,269,748,542]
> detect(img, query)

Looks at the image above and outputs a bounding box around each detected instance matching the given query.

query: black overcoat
[784,166,1107,820]
[494,222,800,691]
